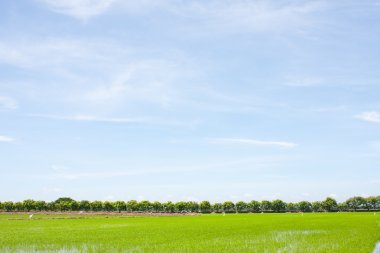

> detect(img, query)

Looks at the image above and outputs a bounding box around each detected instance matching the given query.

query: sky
[0,0,380,203]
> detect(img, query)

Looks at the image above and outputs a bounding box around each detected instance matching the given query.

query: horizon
[1,0,380,203]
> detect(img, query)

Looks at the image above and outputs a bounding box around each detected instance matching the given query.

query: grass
[0,212,379,252]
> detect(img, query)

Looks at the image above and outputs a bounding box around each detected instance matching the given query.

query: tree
[79,200,91,211]
[103,201,115,212]
[287,203,298,212]
[312,201,322,212]
[322,197,338,212]
[260,200,272,212]
[35,201,47,211]
[151,201,162,212]
[338,202,348,212]
[162,201,175,213]
[222,201,235,213]
[175,201,188,213]
[364,197,377,210]
[345,196,366,211]
[90,201,103,211]
[3,201,14,212]
[212,203,223,213]
[200,201,212,213]
[126,200,138,212]
[114,201,127,212]
[187,202,199,213]
[137,201,152,212]
[54,197,75,204]
[248,200,261,213]
[14,202,24,211]
[271,200,287,213]
[235,201,249,213]
[23,199,36,212]
[298,201,312,212]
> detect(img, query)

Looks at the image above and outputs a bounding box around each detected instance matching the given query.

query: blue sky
[1,0,380,202]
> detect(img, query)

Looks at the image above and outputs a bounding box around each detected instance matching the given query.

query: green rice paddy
[0,213,379,253]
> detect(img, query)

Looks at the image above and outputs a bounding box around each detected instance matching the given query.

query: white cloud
[0,38,100,69]
[0,37,194,109]
[207,138,297,148]
[0,135,14,142]
[37,0,323,35]
[28,113,195,127]
[29,113,146,123]
[355,111,380,123]
[37,0,170,19]
[37,0,115,20]
[84,60,182,106]
[285,76,323,87]
[0,96,17,110]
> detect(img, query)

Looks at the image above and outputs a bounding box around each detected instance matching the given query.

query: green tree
[345,196,365,211]
[287,203,298,212]
[23,199,36,212]
[322,197,338,212]
[151,201,162,212]
[138,201,153,212]
[114,201,127,212]
[272,200,287,213]
[248,200,261,213]
[3,201,14,212]
[298,201,312,212]
[35,201,47,211]
[175,201,188,213]
[312,201,322,212]
[79,200,91,211]
[200,201,212,213]
[103,201,115,212]
[14,202,24,211]
[235,201,249,213]
[187,202,199,213]
[338,202,348,211]
[90,201,103,211]
[222,201,235,213]
[260,200,272,212]
[212,203,223,213]
[126,200,138,212]
[162,201,175,213]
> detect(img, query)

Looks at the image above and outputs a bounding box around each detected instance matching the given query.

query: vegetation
[0,213,379,252]
[0,196,379,213]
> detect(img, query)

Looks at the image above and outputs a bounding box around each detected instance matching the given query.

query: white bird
[29,214,34,219]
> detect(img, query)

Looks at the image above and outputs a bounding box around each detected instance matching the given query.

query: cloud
[37,0,170,19]
[84,60,183,106]
[177,0,323,34]
[43,157,282,180]
[37,0,116,20]
[0,37,194,109]
[28,113,196,127]
[29,114,146,123]
[0,135,14,142]
[37,0,323,35]
[285,76,323,87]
[0,38,99,69]
[355,111,380,123]
[0,96,18,110]
[207,138,297,148]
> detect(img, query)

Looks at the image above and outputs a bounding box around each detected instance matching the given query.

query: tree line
[0,196,379,213]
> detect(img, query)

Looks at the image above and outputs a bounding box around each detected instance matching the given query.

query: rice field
[0,212,379,253]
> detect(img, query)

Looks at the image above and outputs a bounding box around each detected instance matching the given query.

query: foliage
[1,196,379,213]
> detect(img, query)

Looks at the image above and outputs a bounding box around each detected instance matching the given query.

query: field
[0,213,379,253]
